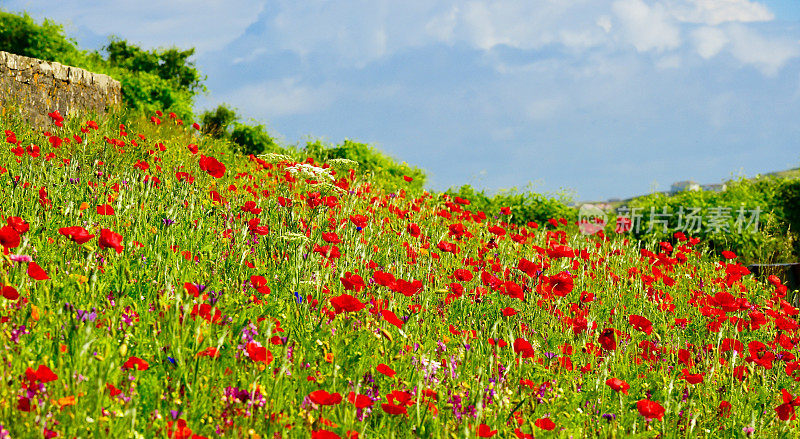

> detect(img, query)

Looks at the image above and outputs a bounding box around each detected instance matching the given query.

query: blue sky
[4,0,799,201]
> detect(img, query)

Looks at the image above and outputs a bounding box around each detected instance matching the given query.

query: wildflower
[477,423,498,437]
[347,392,373,408]
[0,226,20,251]
[330,294,365,314]
[636,399,665,420]
[27,262,49,280]
[309,390,343,406]
[776,389,800,420]
[534,418,556,430]
[548,271,574,297]
[377,363,396,377]
[381,309,404,329]
[605,378,630,394]
[96,204,115,215]
[628,315,653,335]
[199,155,226,178]
[99,228,124,253]
[122,356,149,371]
[1,285,19,300]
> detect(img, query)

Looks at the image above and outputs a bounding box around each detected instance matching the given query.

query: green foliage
[447,184,577,225]
[105,39,202,93]
[230,122,280,156]
[624,177,799,263]
[0,11,78,62]
[304,139,426,192]
[200,104,238,139]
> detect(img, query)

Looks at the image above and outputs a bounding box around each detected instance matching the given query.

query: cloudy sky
[4,0,799,200]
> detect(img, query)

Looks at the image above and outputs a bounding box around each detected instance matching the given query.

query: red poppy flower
[322,232,341,243]
[349,215,368,229]
[330,294,365,314]
[48,110,64,127]
[6,216,29,234]
[199,155,226,178]
[0,225,20,250]
[1,284,19,300]
[309,389,343,406]
[637,399,665,420]
[25,364,58,383]
[605,378,630,394]
[122,356,149,371]
[628,314,653,335]
[27,262,49,280]
[776,389,800,420]
[347,392,374,408]
[453,269,473,282]
[549,271,574,297]
[719,400,732,418]
[96,204,115,215]
[107,383,123,397]
[376,363,396,377]
[534,418,556,430]
[381,309,405,329]
[477,424,498,437]
[502,307,518,317]
[196,347,220,359]
[311,430,341,439]
[340,272,366,292]
[387,390,414,406]
[59,226,95,244]
[99,228,124,253]
[250,275,271,295]
[680,368,704,384]
[513,338,535,358]
[246,343,273,364]
[381,403,407,415]
[517,258,540,277]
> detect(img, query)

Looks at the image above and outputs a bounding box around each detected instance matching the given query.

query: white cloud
[425,6,459,43]
[525,97,564,121]
[726,24,799,75]
[692,26,729,58]
[612,0,682,53]
[597,15,613,33]
[669,0,774,25]
[656,54,682,69]
[224,78,340,118]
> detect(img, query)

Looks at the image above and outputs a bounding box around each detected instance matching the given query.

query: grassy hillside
[1,107,800,438]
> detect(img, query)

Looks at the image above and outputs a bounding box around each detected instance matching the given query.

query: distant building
[701,183,727,192]
[670,180,700,193]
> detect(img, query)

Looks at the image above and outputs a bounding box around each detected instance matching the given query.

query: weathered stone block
[0,50,122,126]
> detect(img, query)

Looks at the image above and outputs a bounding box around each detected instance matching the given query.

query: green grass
[1,108,799,438]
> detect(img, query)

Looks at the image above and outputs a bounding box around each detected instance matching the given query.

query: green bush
[446,184,577,225]
[0,11,78,62]
[200,104,239,139]
[231,122,281,156]
[623,176,798,264]
[304,139,426,192]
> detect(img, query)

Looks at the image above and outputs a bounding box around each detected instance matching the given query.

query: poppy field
[1,109,799,438]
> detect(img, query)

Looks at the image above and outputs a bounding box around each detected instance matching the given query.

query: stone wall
[0,51,121,126]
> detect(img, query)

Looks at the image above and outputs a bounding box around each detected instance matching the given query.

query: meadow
[1,108,799,438]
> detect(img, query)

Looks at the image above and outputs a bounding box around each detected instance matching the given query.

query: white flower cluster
[286,163,334,181]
